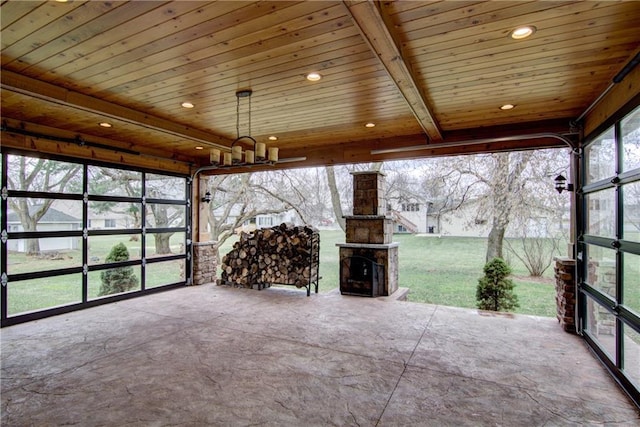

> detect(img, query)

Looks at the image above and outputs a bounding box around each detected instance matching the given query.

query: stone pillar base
[554,257,576,334]
[193,241,217,285]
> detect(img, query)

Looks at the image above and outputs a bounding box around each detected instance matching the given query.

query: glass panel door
[579,105,640,407]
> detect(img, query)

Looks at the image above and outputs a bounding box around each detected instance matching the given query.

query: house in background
[6,208,81,252]
[230,210,299,234]
[426,199,570,238]
[386,198,428,234]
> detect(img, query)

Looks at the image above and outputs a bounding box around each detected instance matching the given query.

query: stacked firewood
[218,223,320,289]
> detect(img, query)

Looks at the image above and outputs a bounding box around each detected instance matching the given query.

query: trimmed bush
[476,257,519,312]
[98,242,139,296]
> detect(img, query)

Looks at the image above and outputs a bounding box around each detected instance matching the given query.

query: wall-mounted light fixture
[554,174,574,193]
[201,191,212,203]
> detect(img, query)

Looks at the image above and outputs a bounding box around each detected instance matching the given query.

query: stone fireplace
[337,172,398,297]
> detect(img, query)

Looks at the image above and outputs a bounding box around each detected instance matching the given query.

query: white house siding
[7,222,79,252]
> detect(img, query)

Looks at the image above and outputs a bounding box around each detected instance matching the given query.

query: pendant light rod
[209,89,280,167]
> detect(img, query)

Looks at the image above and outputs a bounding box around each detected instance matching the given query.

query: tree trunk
[21,212,41,256]
[486,221,505,262]
[154,233,173,254]
[325,166,346,232]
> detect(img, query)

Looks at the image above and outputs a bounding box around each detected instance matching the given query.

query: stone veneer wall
[554,257,576,333]
[193,241,217,285]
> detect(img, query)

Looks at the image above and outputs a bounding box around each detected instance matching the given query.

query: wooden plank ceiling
[1,1,639,174]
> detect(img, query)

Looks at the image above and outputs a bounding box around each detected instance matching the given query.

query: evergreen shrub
[476,257,519,312]
[99,242,139,296]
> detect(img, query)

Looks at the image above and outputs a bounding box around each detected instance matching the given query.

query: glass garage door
[1,151,191,327]
[578,104,640,407]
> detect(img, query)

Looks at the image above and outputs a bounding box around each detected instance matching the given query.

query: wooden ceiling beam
[0,70,232,150]
[343,0,443,142]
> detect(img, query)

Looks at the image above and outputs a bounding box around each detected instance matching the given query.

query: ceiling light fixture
[209,89,279,167]
[181,101,194,109]
[268,136,278,141]
[500,104,515,110]
[195,146,203,150]
[306,72,322,81]
[510,26,536,40]
[99,122,112,128]
[365,122,376,128]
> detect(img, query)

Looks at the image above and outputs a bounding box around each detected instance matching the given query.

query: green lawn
[6,233,186,315]
[13,230,625,319]
[218,230,562,317]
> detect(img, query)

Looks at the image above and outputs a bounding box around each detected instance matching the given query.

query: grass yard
[217,230,561,318]
[14,230,634,320]
[6,233,186,315]
[7,230,565,317]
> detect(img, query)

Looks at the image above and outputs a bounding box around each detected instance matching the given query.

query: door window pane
[7,274,82,316]
[621,106,640,172]
[586,189,616,237]
[623,253,640,316]
[88,202,141,230]
[6,156,82,193]
[586,245,617,299]
[88,235,141,265]
[88,266,141,299]
[585,127,616,184]
[585,295,617,360]
[146,260,185,288]
[623,323,640,389]
[145,232,185,258]
[7,199,82,232]
[6,237,82,274]
[87,166,141,197]
[146,173,185,200]
[623,181,640,242]
[145,204,185,228]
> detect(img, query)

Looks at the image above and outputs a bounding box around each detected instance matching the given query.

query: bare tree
[324,163,383,232]
[325,166,346,231]
[7,156,81,255]
[89,168,184,254]
[504,222,562,276]
[206,173,293,260]
[419,149,569,263]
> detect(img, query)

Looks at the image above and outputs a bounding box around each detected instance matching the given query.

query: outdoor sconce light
[201,191,212,203]
[554,174,574,194]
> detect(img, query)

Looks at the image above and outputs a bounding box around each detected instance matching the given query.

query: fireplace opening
[340,255,385,297]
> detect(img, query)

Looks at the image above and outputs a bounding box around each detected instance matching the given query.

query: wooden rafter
[0,71,231,150]
[343,0,443,142]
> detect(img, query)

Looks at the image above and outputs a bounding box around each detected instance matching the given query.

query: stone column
[193,241,217,285]
[554,257,576,333]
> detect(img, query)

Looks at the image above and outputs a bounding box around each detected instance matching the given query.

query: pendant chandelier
[209,89,279,167]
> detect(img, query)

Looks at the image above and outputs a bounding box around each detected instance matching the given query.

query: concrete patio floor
[2,284,639,426]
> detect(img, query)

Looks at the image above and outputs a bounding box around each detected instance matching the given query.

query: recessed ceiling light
[268,136,278,141]
[365,122,376,128]
[99,122,112,128]
[181,101,194,108]
[510,26,536,40]
[195,146,204,150]
[306,72,322,81]
[500,104,515,110]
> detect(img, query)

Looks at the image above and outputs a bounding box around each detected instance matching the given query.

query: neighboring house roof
[7,207,81,224]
